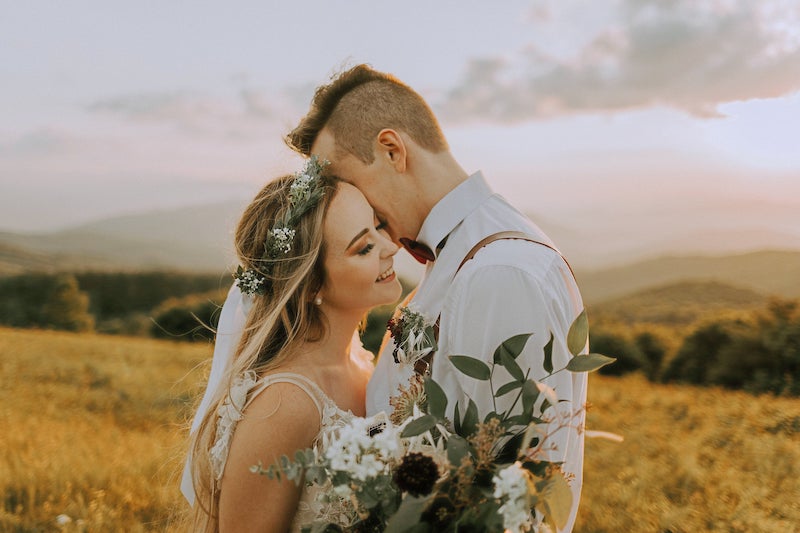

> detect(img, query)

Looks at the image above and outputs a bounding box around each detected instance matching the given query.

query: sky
[2,0,800,243]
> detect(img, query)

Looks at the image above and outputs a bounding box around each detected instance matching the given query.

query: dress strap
[245,372,328,417]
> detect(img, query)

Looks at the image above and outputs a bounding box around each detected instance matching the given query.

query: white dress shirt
[366,172,587,532]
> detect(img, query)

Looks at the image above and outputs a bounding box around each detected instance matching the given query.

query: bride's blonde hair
[189,173,339,532]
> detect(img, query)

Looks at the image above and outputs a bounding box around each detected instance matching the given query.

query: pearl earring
[314,295,323,306]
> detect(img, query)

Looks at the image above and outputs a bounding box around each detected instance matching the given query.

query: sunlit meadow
[1,327,798,532]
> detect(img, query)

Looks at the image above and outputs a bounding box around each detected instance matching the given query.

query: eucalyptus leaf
[566,353,616,372]
[521,380,540,415]
[385,495,433,533]
[495,380,523,397]
[446,434,470,466]
[449,355,491,380]
[539,473,573,530]
[499,349,525,382]
[400,414,438,438]
[493,332,533,363]
[543,332,554,374]
[453,399,462,435]
[540,397,551,414]
[424,377,447,420]
[567,309,589,356]
[423,324,439,353]
[462,398,479,436]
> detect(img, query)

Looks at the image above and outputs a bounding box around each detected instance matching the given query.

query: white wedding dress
[211,371,356,531]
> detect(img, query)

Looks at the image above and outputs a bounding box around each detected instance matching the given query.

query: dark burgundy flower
[393,452,439,497]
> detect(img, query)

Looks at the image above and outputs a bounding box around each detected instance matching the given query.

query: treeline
[589,298,800,396]
[2,271,798,396]
[0,271,229,338]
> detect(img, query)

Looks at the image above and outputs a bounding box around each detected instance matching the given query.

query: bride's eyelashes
[376,221,388,232]
[357,243,375,256]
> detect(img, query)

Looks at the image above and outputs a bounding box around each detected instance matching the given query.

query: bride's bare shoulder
[230,382,321,457]
[218,382,320,531]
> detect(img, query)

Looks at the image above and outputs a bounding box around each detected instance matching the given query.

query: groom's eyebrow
[346,228,369,251]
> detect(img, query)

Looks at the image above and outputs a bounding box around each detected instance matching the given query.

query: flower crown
[234,156,329,296]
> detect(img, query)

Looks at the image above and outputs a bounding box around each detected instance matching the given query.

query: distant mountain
[0,200,428,277]
[588,280,768,326]
[577,250,800,304]
[532,217,800,271]
[1,202,799,307]
[0,201,247,274]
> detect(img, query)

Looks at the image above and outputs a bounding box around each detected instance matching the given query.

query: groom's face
[312,129,411,244]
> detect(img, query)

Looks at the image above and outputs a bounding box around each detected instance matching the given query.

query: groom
[287,65,588,532]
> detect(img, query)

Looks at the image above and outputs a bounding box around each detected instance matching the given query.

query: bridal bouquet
[255,310,614,532]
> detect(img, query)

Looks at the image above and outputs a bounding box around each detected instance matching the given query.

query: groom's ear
[375,129,407,174]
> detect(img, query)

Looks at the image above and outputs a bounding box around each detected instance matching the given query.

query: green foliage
[0,273,94,332]
[663,299,800,395]
[361,277,416,354]
[74,271,225,320]
[0,270,227,336]
[633,330,668,381]
[150,291,226,342]
[589,328,646,376]
[589,280,768,326]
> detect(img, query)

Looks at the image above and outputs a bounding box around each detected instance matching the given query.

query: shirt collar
[416,171,493,259]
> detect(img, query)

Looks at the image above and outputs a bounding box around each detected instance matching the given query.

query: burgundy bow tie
[399,237,435,264]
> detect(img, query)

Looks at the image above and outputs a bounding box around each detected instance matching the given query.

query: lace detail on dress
[208,371,354,480]
[209,370,258,480]
[208,370,359,530]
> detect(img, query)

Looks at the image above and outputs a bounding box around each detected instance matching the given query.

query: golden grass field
[1,327,798,532]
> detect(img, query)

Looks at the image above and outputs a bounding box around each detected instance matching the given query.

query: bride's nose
[379,233,399,258]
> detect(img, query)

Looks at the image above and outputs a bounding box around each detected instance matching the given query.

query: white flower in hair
[290,172,315,203]
[233,156,329,296]
[234,269,264,295]
[268,226,296,255]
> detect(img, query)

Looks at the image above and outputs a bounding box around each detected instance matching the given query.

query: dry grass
[0,327,210,532]
[1,327,798,532]
[580,374,800,532]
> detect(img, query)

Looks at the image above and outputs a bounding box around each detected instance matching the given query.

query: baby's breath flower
[234,268,264,295]
[289,172,315,203]
[267,226,296,256]
[234,156,328,296]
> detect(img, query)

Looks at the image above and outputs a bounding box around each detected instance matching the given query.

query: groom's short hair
[286,64,448,164]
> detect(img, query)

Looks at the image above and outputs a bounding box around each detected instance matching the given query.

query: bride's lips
[376,266,395,283]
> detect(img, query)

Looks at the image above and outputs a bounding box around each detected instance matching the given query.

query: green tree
[0,273,93,332]
[591,328,646,376]
[634,330,667,381]
[150,291,225,342]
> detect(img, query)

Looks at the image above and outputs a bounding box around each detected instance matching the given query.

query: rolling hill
[587,280,769,326]
[1,202,799,306]
[0,201,246,274]
[576,249,800,304]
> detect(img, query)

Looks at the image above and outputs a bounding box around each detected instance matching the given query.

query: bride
[187,158,402,532]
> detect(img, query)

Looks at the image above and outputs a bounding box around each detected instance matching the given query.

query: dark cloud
[441,0,800,122]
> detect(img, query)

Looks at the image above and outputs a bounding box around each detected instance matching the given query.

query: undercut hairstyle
[286,64,448,163]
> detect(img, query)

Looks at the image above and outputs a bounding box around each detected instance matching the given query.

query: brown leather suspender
[456,230,575,279]
[411,231,574,376]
